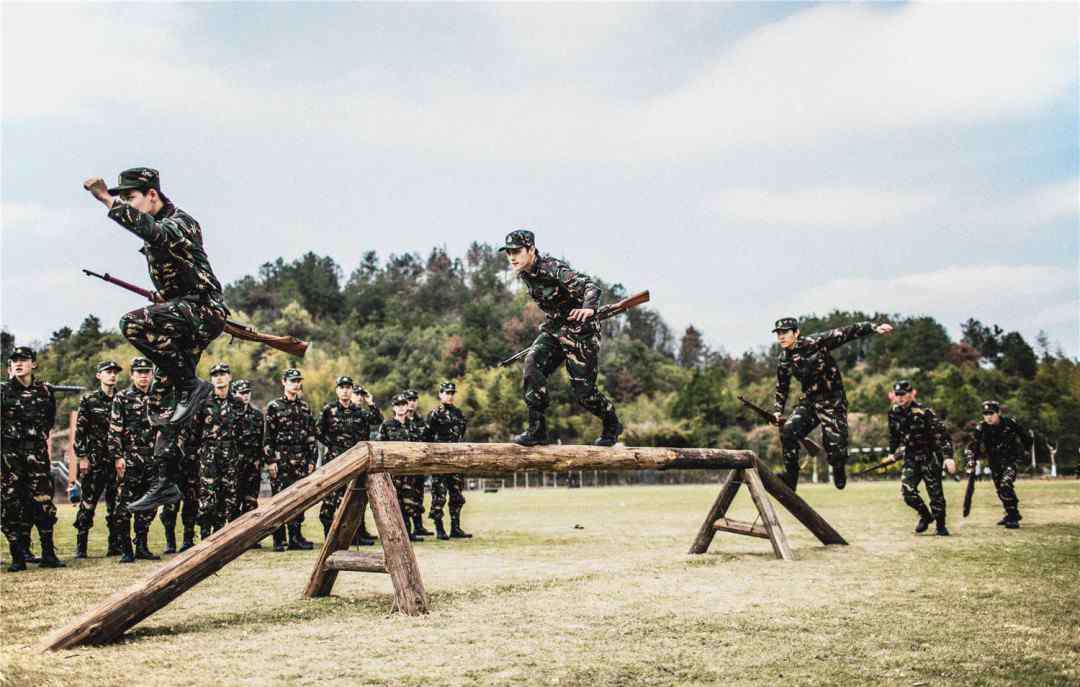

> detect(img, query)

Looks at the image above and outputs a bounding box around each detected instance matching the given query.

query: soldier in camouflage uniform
[83,168,229,511]
[317,376,377,542]
[232,380,265,524]
[404,389,434,537]
[888,380,953,536]
[377,395,425,542]
[500,229,623,447]
[351,384,383,545]
[772,316,894,491]
[159,418,200,553]
[111,358,162,563]
[188,363,246,538]
[424,382,472,540]
[965,401,1032,529]
[264,368,317,551]
[73,360,123,559]
[2,346,64,571]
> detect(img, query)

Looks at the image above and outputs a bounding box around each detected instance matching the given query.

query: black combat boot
[134,533,161,561]
[200,525,212,541]
[106,527,121,556]
[935,514,950,536]
[21,534,41,563]
[433,516,450,541]
[118,536,135,564]
[293,523,314,549]
[128,477,182,512]
[914,508,933,534]
[169,377,212,425]
[450,514,473,539]
[831,460,847,490]
[354,522,375,546]
[779,468,799,492]
[1004,510,1021,529]
[405,518,424,543]
[38,531,66,568]
[163,523,178,554]
[179,527,196,552]
[287,523,313,550]
[594,411,624,447]
[412,514,434,537]
[6,538,27,572]
[272,527,287,552]
[75,530,89,559]
[513,410,549,447]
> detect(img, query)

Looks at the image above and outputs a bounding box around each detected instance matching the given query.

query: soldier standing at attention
[404,389,434,537]
[500,229,623,447]
[350,383,382,545]
[111,358,162,563]
[965,401,1032,529]
[73,360,123,558]
[2,346,63,571]
[264,369,317,551]
[232,379,265,526]
[83,168,229,510]
[317,376,370,539]
[888,380,953,536]
[424,382,472,540]
[189,363,245,538]
[377,395,425,542]
[772,316,894,491]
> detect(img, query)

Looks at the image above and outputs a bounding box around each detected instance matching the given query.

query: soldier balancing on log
[404,389,434,537]
[772,316,894,491]
[424,382,472,540]
[888,380,953,536]
[500,229,623,447]
[317,376,379,545]
[376,394,427,542]
[110,358,162,563]
[2,346,64,571]
[965,401,1032,529]
[264,368,317,551]
[73,360,123,559]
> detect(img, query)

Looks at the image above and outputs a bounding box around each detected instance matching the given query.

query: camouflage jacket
[518,254,601,333]
[888,401,953,461]
[375,417,413,442]
[109,385,156,459]
[423,403,467,443]
[965,416,1032,465]
[237,404,264,459]
[317,401,377,457]
[774,322,875,413]
[75,388,117,464]
[0,376,56,446]
[107,199,224,304]
[263,395,317,467]
[405,413,428,442]
[190,393,246,461]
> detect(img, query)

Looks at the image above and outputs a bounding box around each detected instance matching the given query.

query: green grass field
[2,479,1078,686]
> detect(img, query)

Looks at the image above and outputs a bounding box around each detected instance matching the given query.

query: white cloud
[963,178,1080,232]
[1,202,82,239]
[703,187,937,226]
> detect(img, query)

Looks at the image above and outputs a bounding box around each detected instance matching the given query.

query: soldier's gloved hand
[267,463,278,480]
[568,308,595,322]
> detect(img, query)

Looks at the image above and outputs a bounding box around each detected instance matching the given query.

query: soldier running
[888,380,953,536]
[424,382,472,540]
[965,401,1032,529]
[110,358,162,563]
[264,368,317,551]
[73,360,123,558]
[500,229,622,447]
[772,316,894,491]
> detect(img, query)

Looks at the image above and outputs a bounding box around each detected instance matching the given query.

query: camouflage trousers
[161,453,200,530]
[2,444,56,544]
[523,327,615,418]
[74,460,118,533]
[990,462,1020,513]
[430,475,466,519]
[781,397,849,484]
[270,454,310,526]
[198,449,240,529]
[119,297,226,411]
[237,452,263,516]
[901,456,946,519]
[394,476,424,520]
[319,453,368,530]
[115,452,159,537]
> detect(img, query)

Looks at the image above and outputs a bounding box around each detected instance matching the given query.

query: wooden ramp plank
[752,457,847,546]
[366,473,428,615]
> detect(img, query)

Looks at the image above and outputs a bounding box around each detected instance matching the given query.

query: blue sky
[3,3,1077,358]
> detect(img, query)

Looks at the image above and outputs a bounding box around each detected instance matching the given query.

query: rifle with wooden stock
[82,269,308,358]
[736,395,822,458]
[851,449,903,477]
[497,290,650,367]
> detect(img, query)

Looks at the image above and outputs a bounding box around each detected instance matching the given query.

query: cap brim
[99,365,122,371]
[107,183,148,195]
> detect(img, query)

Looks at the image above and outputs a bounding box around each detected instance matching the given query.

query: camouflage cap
[209,362,231,375]
[96,360,122,373]
[130,357,154,371]
[497,229,535,252]
[982,400,1001,414]
[231,379,251,394]
[351,384,368,395]
[282,368,303,382]
[336,375,354,388]
[772,317,799,333]
[391,393,409,407]
[9,345,35,361]
[404,389,419,401]
[892,380,913,394]
[440,381,457,393]
[108,167,161,195]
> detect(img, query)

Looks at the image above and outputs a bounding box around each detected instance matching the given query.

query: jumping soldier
[965,401,1032,529]
[110,357,162,563]
[424,382,472,540]
[83,168,229,511]
[500,229,623,447]
[264,368,317,551]
[376,394,425,542]
[73,360,123,558]
[2,346,64,571]
[772,316,894,491]
[404,389,433,537]
[888,380,953,536]
[188,363,246,538]
[317,376,374,541]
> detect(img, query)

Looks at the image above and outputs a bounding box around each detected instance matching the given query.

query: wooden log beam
[688,470,743,554]
[324,551,386,573]
[752,457,847,546]
[36,445,374,652]
[712,518,770,540]
[365,473,428,615]
[304,476,368,598]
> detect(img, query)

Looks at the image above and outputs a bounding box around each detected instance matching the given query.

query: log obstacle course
[37,442,844,652]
